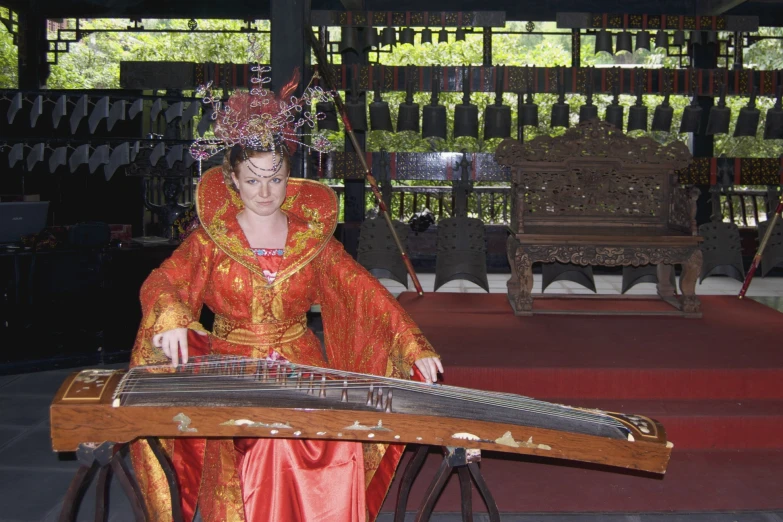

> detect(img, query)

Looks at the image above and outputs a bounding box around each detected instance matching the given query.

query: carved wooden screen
[496,121,693,233]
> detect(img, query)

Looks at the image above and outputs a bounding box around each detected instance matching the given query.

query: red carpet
[380,293,783,514]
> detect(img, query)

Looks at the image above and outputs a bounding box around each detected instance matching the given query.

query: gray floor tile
[0,468,78,521]
[41,468,137,522]
[0,426,26,451]
[0,370,75,397]
[0,427,78,470]
[751,296,783,314]
[0,375,21,390]
[0,394,52,426]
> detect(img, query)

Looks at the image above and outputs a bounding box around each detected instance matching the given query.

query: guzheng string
[115,357,623,429]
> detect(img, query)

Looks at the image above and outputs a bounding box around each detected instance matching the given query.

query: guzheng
[51,356,673,473]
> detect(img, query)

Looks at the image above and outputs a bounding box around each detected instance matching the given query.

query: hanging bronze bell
[636,30,651,51]
[673,30,686,47]
[616,31,633,53]
[345,78,367,132]
[422,68,447,139]
[421,28,433,44]
[654,30,669,52]
[652,92,674,132]
[484,66,511,139]
[680,91,703,133]
[438,28,449,43]
[734,87,760,137]
[605,88,624,130]
[370,82,394,132]
[339,27,359,53]
[763,86,783,140]
[361,27,378,51]
[520,86,539,128]
[316,102,339,131]
[455,27,466,41]
[399,27,415,45]
[397,80,419,132]
[454,67,478,138]
[595,29,613,54]
[579,77,598,123]
[551,83,570,129]
[706,86,730,135]
[381,27,396,47]
[627,85,648,132]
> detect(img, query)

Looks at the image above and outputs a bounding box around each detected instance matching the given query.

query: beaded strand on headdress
[189,62,336,171]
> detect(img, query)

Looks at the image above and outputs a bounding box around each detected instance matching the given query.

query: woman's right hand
[152,328,205,367]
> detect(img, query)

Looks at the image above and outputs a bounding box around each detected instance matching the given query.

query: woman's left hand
[412,357,444,384]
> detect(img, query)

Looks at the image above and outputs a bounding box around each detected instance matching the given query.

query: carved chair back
[495,121,696,235]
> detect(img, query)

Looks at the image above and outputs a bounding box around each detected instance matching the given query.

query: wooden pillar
[17,13,49,89]
[341,25,370,259]
[270,0,309,179]
[690,34,717,226]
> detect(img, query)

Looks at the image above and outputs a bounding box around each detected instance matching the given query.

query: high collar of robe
[195,166,338,287]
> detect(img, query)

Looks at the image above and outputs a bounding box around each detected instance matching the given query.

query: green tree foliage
[0,7,18,88]
[45,19,270,90]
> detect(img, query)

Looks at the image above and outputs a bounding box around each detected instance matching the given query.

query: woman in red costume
[129,70,443,522]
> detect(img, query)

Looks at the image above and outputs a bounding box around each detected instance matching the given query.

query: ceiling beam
[696,0,749,15]
[340,0,364,9]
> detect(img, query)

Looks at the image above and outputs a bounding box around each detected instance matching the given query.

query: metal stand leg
[467,462,501,522]
[59,463,98,522]
[110,449,149,521]
[395,445,430,522]
[457,467,473,522]
[414,455,453,522]
[394,446,500,522]
[94,464,112,522]
[58,442,149,522]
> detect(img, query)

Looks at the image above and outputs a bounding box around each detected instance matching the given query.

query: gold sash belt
[213,315,307,346]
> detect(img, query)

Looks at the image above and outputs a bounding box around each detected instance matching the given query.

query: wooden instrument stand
[395,445,501,522]
[59,440,497,522]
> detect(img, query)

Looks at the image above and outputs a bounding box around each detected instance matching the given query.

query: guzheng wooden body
[51,356,673,473]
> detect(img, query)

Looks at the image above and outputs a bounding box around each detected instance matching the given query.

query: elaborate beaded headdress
[189,58,335,172]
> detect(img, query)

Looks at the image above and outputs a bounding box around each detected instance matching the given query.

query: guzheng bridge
[1,0,783,520]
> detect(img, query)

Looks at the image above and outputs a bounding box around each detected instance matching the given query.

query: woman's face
[231,152,289,219]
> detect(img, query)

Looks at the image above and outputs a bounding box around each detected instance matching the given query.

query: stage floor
[0,278,782,520]
[378,291,783,515]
